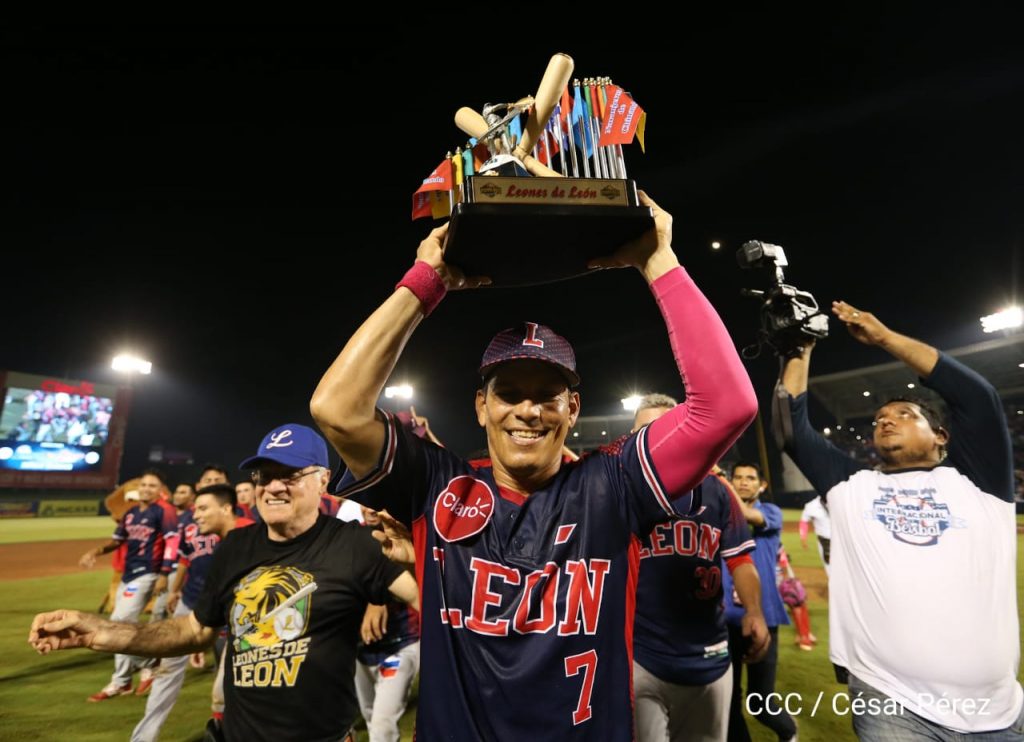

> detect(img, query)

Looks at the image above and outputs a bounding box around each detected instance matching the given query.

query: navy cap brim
[479,356,580,387]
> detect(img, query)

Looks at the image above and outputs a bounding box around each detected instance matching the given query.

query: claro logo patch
[433,475,495,542]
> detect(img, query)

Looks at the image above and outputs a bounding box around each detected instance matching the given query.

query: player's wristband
[396,261,447,317]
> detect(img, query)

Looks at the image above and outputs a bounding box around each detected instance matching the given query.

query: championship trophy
[411,53,654,287]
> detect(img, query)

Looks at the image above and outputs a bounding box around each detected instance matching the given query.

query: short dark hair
[196,483,237,508]
[730,461,764,480]
[174,482,196,494]
[877,397,946,432]
[141,468,165,483]
[199,463,229,479]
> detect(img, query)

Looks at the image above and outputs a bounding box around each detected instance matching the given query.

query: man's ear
[475,389,487,428]
[567,391,581,428]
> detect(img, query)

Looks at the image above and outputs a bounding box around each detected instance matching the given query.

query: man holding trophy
[311,179,758,738]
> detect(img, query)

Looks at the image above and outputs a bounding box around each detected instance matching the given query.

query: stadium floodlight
[980,306,1022,333]
[112,354,152,375]
[384,384,414,400]
[621,395,642,412]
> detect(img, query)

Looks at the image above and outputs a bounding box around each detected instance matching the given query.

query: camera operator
[776,301,1022,739]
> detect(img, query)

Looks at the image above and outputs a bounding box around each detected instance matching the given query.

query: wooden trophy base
[445,176,654,287]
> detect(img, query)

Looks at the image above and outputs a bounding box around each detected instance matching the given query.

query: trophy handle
[514,53,574,163]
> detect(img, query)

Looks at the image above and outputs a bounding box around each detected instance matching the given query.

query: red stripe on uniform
[626,534,641,738]
[635,427,675,516]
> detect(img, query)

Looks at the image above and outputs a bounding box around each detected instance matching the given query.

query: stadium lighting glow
[980,306,1022,333]
[1019,363,1024,369]
[601,431,607,436]
[823,427,831,436]
[621,395,642,412]
[862,391,871,397]
[111,354,152,375]
[384,384,414,400]
[907,383,915,389]
[573,431,579,438]
[711,241,721,250]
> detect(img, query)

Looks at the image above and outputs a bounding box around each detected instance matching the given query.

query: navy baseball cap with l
[239,423,329,470]
[478,321,580,387]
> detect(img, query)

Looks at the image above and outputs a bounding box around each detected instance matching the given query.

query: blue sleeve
[335,411,457,527]
[712,477,755,558]
[781,393,865,502]
[755,502,782,536]
[921,353,1013,501]
[112,519,126,541]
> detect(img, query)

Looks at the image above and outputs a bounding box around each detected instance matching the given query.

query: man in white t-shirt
[779,300,1022,739]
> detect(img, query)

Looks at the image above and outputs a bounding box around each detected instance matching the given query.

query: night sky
[3,19,1022,482]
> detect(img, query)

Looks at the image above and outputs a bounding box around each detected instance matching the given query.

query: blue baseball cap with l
[239,423,329,470]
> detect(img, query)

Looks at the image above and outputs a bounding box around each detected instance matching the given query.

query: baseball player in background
[798,495,830,577]
[629,394,768,742]
[131,483,254,741]
[78,469,178,701]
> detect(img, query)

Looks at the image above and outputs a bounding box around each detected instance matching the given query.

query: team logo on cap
[266,430,294,449]
[433,475,495,542]
[522,322,544,348]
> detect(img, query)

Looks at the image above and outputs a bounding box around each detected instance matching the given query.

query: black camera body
[738,240,828,358]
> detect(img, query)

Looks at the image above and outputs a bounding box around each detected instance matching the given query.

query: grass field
[0,515,114,544]
[1,514,1021,740]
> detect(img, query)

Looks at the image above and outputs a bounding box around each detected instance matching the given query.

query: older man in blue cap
[30,423,419,742]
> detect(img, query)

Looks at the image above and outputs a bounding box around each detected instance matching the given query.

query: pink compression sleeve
[645,267,758,497]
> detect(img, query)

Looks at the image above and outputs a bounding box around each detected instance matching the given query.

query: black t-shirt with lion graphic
[194,513,407,741]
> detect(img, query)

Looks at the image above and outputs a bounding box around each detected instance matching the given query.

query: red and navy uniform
[633,475,754,685]
[319,493,340,517]
[340,266,757,739]
[177,511,255,609]
[113,502,178,579]
[341,417,698,741]
[357,596,420,668]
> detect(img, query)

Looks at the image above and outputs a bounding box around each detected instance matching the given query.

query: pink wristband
[396,261,447,316]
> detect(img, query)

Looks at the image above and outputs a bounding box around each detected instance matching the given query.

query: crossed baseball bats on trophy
[454,53,574,179]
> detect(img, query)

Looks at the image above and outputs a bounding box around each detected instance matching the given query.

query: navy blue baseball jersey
[113,502,178,579]
[633,475,754,686]
[177,510,256,609]
[340,416,698,741]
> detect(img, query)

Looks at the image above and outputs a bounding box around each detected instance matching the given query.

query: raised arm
[29,610,216,657]
[781,343,814,397]
[310,224,488,478]
[591,192,757,496]
[832,301,938,376]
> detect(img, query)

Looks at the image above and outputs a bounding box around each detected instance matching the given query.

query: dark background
[2,17,1021,481]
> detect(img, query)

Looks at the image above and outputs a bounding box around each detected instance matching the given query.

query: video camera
[737,240,828,358]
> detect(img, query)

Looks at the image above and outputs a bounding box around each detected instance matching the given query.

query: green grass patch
[0,516,114,545]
